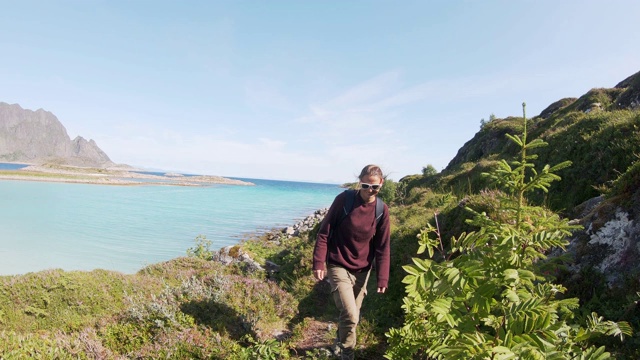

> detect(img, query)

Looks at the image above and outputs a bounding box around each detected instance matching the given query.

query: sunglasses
[360,183,381,190]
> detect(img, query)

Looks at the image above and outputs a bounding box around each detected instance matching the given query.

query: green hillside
[404,70,640,213]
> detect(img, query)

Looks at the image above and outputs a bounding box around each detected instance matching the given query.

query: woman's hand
[314,269,326,281]
[377,287,387,293]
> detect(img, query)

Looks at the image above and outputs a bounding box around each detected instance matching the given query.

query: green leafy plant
[385,103,632,359]
[238,335,288,359]
[186,235,214,260]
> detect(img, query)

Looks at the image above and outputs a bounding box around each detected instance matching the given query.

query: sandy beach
[0,163,254,186]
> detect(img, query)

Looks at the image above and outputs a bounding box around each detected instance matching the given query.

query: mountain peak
[0,102,114,167]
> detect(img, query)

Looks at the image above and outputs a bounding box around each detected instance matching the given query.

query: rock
[265,260,280,274]
[278,208,329,239]
[240,253,264,272]
[212,246,235,265]
[555,194,640,288]
[210,208,329,276]
[538,97,577,119]
[614,70,640,109]
[212,245,265,273]
[584,102,602,114]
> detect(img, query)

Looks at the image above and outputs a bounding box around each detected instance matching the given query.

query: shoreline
[0,163,254,186]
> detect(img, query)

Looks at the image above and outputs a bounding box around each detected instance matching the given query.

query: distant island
[0,162,253,186]
[0,102,252,186]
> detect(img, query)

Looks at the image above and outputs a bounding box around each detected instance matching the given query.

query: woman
[313,164,391,360]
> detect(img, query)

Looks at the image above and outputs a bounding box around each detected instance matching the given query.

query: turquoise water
[0,178,341,276]
[0,163,28,170]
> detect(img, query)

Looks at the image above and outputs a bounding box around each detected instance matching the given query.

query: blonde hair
[358,164,384,181]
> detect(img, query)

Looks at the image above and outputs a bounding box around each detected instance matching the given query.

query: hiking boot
[341,348,354,360]
[328,342,341,358]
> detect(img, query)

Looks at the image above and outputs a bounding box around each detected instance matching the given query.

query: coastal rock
[211,208,330,275]
[212,245,265,272]
[280,208,328,238]
[239,253,264,272]
[212,246,236,265]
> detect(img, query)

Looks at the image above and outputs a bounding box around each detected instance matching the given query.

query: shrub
[238,335,289,360]
[378,178,398,204]
[186,234,215,260]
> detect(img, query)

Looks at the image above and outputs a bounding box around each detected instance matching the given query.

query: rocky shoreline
[212,208,329,273]
[0,163,254,186]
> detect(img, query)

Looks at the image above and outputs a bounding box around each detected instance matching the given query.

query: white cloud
[97,128,343,180]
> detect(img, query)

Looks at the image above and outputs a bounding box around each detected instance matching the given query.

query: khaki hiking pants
[327,263,371,358]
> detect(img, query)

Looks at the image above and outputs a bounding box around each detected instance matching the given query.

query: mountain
[0,102,114,167]
[404,70,640,213]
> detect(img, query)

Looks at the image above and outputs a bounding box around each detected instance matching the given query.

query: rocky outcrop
[0,102,114,167]
[614,70,640,109]
[211,208,329,275]
[538,97,577,119]
[445,116,520,168]
[276,208,328,240]
[560,190,640,288]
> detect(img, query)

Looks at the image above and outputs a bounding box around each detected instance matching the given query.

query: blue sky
[1,1,639,183]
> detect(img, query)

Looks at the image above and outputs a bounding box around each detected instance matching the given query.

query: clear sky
[1,1,639,183]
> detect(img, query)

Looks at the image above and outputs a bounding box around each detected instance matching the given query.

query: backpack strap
[333,189,357,231]
[332,189,384,233]
[375,197,384,227]
[326,190,356,253]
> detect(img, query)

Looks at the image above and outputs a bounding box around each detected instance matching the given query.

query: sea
[0,163,342,276]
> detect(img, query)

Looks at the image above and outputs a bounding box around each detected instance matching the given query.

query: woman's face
[359,174,383,202]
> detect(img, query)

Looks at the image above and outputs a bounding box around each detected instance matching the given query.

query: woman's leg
[327,264,371,358]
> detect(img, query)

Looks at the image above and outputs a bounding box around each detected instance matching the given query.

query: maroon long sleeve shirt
[313,190,391,288]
